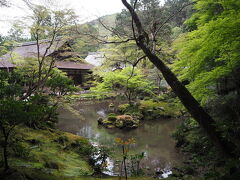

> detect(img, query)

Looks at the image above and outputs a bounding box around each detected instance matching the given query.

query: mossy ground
[0,126,94,179]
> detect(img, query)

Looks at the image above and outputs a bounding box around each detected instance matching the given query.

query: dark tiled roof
[55,61,94,70]
[0,60,15,68]
[0,39,65,61]
[0,39,94,70]
[13,39,65,58]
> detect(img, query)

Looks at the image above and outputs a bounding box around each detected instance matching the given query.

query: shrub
[118,104,130,113]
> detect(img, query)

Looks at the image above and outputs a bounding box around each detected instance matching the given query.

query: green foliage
[115,0,171,42]
[205,94,240,152]
[140,99,180,118]
[173,0,240,103]
[118,104,131,113]
[0,100,28,129]
[72,24,99,58]
[116,97,180,122]
[0,40,17,56]
[173,115,240,179]
[7,22,28,42]
[185,0,240,29]
[164,0,193,28]
[0,71,23,99]
[92,67,154,103]
[0,69,59,170]
[30,5,76,39]
[171,1,240,178]
[47,68,79,96]
[0,99,29,170]
[98,38,144,72]
[130,152,145,176]
[24,95,58,129]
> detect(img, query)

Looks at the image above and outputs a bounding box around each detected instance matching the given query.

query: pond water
[57,100,183,177]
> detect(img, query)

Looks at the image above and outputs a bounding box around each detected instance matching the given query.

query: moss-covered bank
[0,126,94,179]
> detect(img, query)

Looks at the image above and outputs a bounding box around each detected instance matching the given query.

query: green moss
[102,120,112,125]
[140,100,181,118]
[3,126,94,178]
[107,113,117,122]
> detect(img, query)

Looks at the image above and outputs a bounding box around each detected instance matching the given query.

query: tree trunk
[122,146,128,180]
[3,140,9,171]
[121,0,234,158]
[2,127,9,171]
[119,160,123,180]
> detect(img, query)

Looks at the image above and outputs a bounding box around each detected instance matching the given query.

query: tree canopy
[173,0,240,103]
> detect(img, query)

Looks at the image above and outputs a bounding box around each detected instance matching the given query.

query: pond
[57,100,183,178]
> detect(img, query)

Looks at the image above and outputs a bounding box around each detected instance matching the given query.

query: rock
[115,119,124,128]
[115,115,139,129]
[155,170,163,175]
[97,117,103,125]
[117,114,133,121]
[147,109,153,113]
[154,170,164,179]
[109,103,115,108]
[130,124,139,129]
[106,125,115,129]
[157,107,165,111]
[99,114,140,129]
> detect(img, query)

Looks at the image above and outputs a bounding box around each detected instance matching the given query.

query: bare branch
[154,2,194,37]
[133,55,146,67]
[97,18,123,39]
[121,0,149,45]
[74,25,134,44]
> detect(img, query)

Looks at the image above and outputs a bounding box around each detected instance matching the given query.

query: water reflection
[57,100,182,176]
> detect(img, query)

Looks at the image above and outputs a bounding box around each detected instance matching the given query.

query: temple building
[0,39,94,86]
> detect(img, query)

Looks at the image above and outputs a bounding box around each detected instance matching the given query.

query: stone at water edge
[97,117,103,125]
[109,103,115,108]
[115,115,140,129]
[106,125,115,129]
[115,119,124,128]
